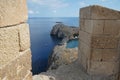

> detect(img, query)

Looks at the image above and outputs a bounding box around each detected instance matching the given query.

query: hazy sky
[27,0,120,17]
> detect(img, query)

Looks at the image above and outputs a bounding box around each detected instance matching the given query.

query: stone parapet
[79,5,120,80]
[0,0,28,27]
[0,49,32,80]
[0,0,32,80]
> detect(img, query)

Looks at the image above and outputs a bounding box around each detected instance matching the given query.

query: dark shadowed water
[28,17,79,75]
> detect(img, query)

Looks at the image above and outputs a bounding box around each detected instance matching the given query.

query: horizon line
[28,16,79,18]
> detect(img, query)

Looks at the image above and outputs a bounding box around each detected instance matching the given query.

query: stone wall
[0,0,32,80]
[79,5,120,80]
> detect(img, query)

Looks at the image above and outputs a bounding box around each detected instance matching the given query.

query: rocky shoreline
[33,43,80,80]
[48,43,78,70]
[33,23,79,80]
[48,23,79,69]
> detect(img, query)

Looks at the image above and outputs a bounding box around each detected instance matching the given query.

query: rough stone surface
[19,23,30,51]
[48,45,78,70]
[80,6,91,19]
[79,5,120,80]
[0,0,28,27]
[51,23,79,40]
[104,20,120,35]
[88,61,119,75]
[0,0,32,80]
[79,30,92,45]
[91,49,119,61]
[91,36,118,49]
[78,41,91,71]
[33,75,55,80]
[80,5,120,19]
[0,26,19,67]
[33,61,90,80]
[80,19,104,34]
[23,71,33,80]
[0,49,32,80]
[34,61,119,80]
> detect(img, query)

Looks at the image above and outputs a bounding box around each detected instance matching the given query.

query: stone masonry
[0,0,32,80]
[79,5,120,80]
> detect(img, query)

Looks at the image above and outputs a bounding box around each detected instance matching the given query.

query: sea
[28,17,79,75]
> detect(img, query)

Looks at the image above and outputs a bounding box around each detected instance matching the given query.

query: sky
[27,0,120,17]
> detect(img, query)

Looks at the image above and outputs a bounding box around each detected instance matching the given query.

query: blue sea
[66,39,79,48]
[28,17,79,75]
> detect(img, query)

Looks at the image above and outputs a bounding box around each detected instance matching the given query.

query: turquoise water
[66,39,78,48]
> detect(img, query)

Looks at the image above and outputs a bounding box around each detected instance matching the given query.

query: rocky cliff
[50,23,79,42]
[48,44,78,70]
[48,23,79,69]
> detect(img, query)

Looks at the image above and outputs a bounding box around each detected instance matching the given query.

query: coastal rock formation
[33,61,89,80]
[50,23,79,41]
[48,44,78,70]
[33,75,56,80]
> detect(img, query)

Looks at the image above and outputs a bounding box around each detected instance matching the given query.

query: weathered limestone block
[101,49,119,61]
[79,50,89,71]
[16,49,31,80]
[91,49,119,61]
[91,49,102,61]
[0,23,30,67]
[79,30,119,49]
[91,74,119,80]
[79,30,92,45]
[91,36,118,49]
[88,61,119,75]
[79,41,91,58]
[0,49,32,80]
[0,0,28,27]
[104,20,120,35]
[18,23,30,51]
[78,41,91,71]
[80,19,104,34]
[0,26,19,67]
[23,71,32,80]
[79,5,120,80]
[80,5,120,19]
[80,6,91,19]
